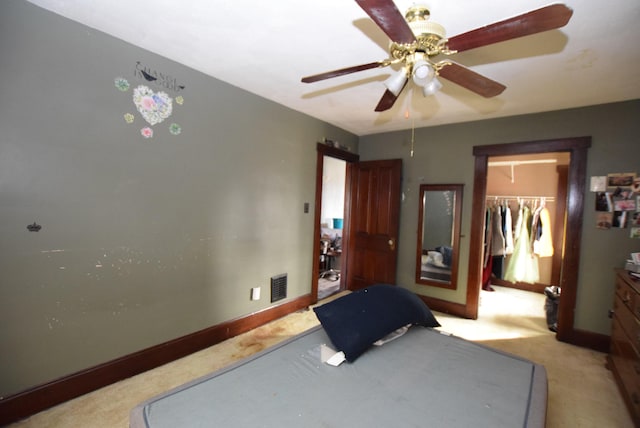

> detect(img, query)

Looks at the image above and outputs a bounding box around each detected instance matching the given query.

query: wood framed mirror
[416,184,463,290]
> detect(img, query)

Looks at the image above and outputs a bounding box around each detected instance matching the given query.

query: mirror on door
[416,184,463,290]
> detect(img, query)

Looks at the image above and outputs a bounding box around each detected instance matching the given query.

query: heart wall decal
[133,85,173,126]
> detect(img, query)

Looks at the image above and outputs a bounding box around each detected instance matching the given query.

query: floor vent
[271,274,287,303]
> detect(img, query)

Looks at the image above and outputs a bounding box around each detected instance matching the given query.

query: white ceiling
[26,0,640,136]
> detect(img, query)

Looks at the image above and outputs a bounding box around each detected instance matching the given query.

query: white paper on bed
[308,343,345,366]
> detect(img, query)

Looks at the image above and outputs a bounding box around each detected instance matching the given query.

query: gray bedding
[130,325,546,427]
[421,264,452,282]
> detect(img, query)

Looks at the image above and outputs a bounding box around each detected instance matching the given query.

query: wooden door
[346,159,402,291]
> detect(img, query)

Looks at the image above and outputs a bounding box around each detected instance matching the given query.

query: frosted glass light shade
[383,69,408,96]
[422,77,443,96]
[412,60,435,86]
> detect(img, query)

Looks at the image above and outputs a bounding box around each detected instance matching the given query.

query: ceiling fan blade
[355,0,416,44]
[374,79,407,112]
[446,4,573,52]
[438,62,506,98]
[374,89,398,112]
[301,61,389,83]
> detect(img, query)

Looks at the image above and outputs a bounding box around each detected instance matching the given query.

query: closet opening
[482,153,569,333]
[467,137,591,345]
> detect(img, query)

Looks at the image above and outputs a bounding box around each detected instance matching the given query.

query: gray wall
[0,0,357,397]
[359,99,640,337]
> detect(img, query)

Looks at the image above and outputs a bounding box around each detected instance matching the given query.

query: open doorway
[311,144,359,303]
[311,145,402,301]
[467,137,591,344]
[318,156,346,300]
[481,152,569,333]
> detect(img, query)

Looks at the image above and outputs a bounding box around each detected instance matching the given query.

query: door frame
[311,144,359,304]
[467,137,591,344]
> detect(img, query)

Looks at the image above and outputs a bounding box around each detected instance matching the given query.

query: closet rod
[486,195,555,202]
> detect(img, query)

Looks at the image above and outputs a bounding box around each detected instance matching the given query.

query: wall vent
[271,273,287,303]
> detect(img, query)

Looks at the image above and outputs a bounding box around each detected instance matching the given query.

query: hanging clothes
[533,205,554,257]
[481,206,494,291]
[529,200,543,253]
[482,252,494,291]
[490,204,506,256]
[503,202,514,255]
[489,204,506,279]
[504,203,540,284]
[494,203,515,279]
[483,206,492,266]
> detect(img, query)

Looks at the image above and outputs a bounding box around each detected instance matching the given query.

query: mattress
[130,324,546,427]
[421,263,452,282]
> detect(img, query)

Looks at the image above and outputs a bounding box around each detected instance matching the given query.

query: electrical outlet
[251,287,261,301]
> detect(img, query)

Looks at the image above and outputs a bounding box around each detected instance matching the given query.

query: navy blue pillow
[313,284,440,362]
[436,245,453,267]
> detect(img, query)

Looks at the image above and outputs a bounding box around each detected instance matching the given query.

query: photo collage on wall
[593,173,640,237]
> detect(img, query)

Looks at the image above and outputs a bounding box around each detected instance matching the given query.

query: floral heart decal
[133,85,173,125]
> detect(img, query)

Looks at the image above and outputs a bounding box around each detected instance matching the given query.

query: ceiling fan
[301,0,573,112]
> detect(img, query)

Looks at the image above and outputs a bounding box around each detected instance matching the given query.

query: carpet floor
[9,286,634,427]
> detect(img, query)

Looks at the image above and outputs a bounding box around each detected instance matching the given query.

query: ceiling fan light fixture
[411,60,435,86]
[302,3,573,112]
[384,69,408,96]
[422,77,443,96]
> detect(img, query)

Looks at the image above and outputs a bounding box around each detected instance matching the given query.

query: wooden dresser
[610,269,640,426]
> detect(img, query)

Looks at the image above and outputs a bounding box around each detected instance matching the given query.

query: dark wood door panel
[347,159,402,291]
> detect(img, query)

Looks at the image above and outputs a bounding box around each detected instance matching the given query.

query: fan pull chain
[404,108,415,158]
[410,118,415,158]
